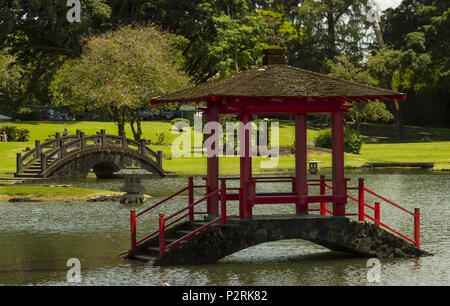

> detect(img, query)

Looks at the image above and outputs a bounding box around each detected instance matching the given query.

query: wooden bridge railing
[16,129,163,175]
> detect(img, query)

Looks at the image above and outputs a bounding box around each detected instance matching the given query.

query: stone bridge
[126,215,430,265]
[15,130,166,179]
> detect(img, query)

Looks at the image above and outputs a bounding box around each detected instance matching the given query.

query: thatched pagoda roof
[151,64,405,104]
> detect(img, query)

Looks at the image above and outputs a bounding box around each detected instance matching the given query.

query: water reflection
[0,170,449,285]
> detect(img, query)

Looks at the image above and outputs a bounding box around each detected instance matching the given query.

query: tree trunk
[392,99,405,140]
[234,44,239,73]
[390,80,405,139]
[115,109,126,137]
[327,11,336,60]
[130,113,142,140]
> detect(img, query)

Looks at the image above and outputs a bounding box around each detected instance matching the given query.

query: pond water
[0,170,449,286]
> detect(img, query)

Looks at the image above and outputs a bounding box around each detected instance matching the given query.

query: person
[62,128,68,137]
[49,109,54,120]
[1,130,7,142]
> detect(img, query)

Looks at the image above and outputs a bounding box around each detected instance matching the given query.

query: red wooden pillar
[331,109,346,216]
[206,101,219,218]
[295,113,308,214]
[239,111,253,220]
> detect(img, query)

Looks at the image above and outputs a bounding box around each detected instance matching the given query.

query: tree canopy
[0,0,449,129]
[50,26,191,139]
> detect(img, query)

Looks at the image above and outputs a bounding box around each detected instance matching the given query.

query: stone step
[147,247,161,256]
[176,230,194,237]
[165,237,177,243]
[133,254,157,262]
[15,173,43,178]
[190,221,209,228]
[21,169,42,173]
[27,165,42,170]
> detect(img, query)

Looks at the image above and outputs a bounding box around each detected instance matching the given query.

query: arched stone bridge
[15,130,166,179]
[126,215,430,265]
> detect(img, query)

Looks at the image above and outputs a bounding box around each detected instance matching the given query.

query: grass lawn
[0,120,449,178]
[0,185,121,202]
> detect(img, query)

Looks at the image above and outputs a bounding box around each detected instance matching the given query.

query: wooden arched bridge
[15,130,165,179]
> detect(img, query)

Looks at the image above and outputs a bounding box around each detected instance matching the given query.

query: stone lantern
[308,160,324,174]
[115,166,152,204]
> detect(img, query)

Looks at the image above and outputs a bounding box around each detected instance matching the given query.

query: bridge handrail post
[320,175,326,216]
[221,179,227,224]
[100,130,106,147]
[16,153,23,173]
[188,177,194,221]
[375,202,380,227]
[358,178,365,222]
[59,140,64,159]
[122,133,127,150]
[157,150,163,168]
[414,208,420,248]
[139,139,145,155]
[80,132,86,149]
[34,140,41,159]
[131,210,136,251]
[41,152,47,173]
[159,213,166,256]
[55,132,60,148]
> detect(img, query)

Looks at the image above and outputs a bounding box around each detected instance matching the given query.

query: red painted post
[358,178,365,222]
[295,113,308,214]
[375,202,380,227]
[130,210,136,251]
[239,111,253,220]
[320,175,326,216]
[221,179,227,224]
[414,208,420,248]
[188,177,194,221]
[331,109,346,217]
[159,213,165,256]
[206,101,219,217]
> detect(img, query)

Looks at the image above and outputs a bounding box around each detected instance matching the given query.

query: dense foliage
[49,26,190,138]
[0,0,448,131]
[314,128,363,154]
[0,125,30,141]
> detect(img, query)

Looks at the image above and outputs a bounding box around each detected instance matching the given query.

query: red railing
[130,177,237,255]
[323,177,420,248]
[130,175,421,256]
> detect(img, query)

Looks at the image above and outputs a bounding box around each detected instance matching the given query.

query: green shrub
[343,129,362,154]
[0,125,18,141]
[314,129,333,150]
[16,128,30,142]
[0,125,30,142]
[154,132,168,145]
[16,107,42,121]
[314,128,362,154]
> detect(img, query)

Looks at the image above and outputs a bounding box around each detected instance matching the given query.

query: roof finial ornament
[262,46,286,65]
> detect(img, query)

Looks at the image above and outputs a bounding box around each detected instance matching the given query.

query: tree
[207,3,273,77]
[1,0,146,110]
[50,26,191,139]
[381,0,450,127]
[143,0,275,82]
[283,0,374,72]
[327,55,394,132]
[0,50,25,113]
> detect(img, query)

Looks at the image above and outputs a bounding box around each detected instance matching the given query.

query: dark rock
[8,198,42,202]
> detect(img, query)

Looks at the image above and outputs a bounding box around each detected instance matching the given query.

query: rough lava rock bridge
[127,214,430,266]
[15,129,166,179]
